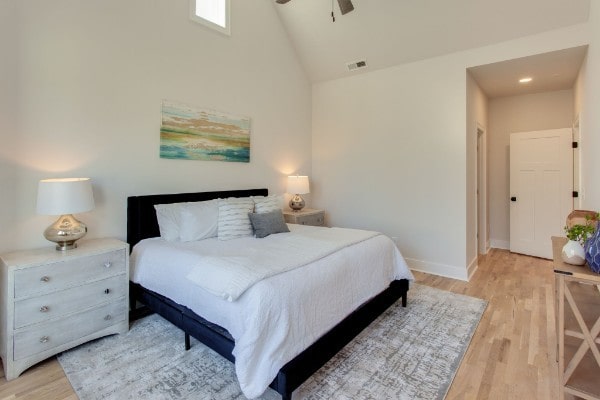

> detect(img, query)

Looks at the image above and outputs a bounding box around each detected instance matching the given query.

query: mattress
[130,224,414,398]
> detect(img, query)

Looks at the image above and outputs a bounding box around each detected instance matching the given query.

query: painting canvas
[160,101,250,162]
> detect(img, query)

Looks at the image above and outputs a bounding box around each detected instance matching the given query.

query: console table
[552,236,600,400]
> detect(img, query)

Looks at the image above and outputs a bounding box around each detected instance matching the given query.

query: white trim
[476,123,488,256]
[405,257,469,281]
[189,0,231,36]
[467,256,478,280]
[490,239,510,250]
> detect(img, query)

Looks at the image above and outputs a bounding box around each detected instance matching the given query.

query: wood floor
[0,248,565,399]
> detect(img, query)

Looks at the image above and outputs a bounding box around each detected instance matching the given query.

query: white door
[509,129,572,259]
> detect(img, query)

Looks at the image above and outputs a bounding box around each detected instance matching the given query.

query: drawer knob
[104,288,110,294]
[40,276,50,283]
[104,314,112,321]
[39,336,50,343]
[104,262,112,268]
[39,305,49,313]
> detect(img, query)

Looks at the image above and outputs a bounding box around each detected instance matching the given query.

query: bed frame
[127,188,409,400]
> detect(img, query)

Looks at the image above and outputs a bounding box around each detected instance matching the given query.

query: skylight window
[189,0,230,36]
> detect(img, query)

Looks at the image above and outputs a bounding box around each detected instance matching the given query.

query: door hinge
[572,141,578,148]
[573,191,579,198]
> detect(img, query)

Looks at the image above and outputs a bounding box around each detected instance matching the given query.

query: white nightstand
[0,238,129,380]
[283,208,325,226]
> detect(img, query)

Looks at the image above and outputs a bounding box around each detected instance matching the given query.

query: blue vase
[584,228,600,274]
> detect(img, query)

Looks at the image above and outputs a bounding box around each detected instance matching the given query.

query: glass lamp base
[43,214,87,251]
[289,195,306,211]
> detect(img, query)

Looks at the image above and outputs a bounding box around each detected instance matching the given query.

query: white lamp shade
[36,178,95,215]
[287,175,310,195]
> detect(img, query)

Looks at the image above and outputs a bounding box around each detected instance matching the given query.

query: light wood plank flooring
[0,248,565,399]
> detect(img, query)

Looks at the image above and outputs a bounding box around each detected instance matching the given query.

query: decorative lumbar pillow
[253,195,283,214]
[154,203,183,241]
[248,210,290,238]
[217,197,255,241]
[179,200,219,242]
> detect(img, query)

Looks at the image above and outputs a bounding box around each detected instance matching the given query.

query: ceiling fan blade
[275,0,292,3]
[337,0,354,15]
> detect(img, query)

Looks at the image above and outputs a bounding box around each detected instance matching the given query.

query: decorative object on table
[561,239,586,265]
[566,209,599,229]
[562,215,597,266]
[287,175,309,211]
[585,225,600,273]
[160,100,250,163]
[36,178,95,251]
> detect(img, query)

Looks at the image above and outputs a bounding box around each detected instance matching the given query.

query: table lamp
[287,175,309,211]
[36,178,95,250]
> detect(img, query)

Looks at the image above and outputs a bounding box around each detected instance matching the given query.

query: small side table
[283,209,325,227]
[552,236,600,400]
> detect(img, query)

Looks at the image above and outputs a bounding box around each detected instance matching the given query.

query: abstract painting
[160,100,250,162]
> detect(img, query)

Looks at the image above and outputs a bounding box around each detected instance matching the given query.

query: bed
[127,188,412,399]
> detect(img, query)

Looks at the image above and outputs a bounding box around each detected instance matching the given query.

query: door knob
[510,197,517,202]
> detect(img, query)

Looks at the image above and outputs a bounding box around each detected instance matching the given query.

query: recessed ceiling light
[519,77,533,83]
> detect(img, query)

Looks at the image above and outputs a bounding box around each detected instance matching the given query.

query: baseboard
[490,239,510,250]
[405,257,469,281]
[467,257,478,280]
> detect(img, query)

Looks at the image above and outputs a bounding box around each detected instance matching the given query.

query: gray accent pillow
[248,210,290,238]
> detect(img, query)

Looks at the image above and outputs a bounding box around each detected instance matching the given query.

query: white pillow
[253,194,283,214]
[154,203,183,242]
[217,197,254,241]
[179,200,219,242]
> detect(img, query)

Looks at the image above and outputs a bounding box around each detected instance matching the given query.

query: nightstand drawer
[14,275,127,329]
[283,209,325,227]
[297,213,324,226]
[13,300,126,360]
[14,249,126,298]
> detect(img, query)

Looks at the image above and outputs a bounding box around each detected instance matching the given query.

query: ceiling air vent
[346,59,368,72]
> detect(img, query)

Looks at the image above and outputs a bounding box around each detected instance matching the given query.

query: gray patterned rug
[58,284,486,400]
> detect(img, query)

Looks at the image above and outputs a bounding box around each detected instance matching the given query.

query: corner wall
[466,72,488,276]
[2,0,312,252]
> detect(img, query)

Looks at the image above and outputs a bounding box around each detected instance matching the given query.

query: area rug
[58,284,486,400]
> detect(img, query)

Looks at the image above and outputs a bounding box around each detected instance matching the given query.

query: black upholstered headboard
[127,188,268,249]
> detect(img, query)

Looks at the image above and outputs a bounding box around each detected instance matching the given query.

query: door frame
[573,115,581,209]
[476,123,489,255]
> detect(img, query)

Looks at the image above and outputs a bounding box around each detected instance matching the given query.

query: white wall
[580,2,600,210]
[487,90,574,248]
[573,52,587,210]
[313,58,468,279]
[466,72,488,275]
[2,0,312,252]
[0,0,18,252]
[312,23,589,280]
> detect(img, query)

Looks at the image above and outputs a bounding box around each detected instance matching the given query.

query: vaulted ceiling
[273,0,591,88]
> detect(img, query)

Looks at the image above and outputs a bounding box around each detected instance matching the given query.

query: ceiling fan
[276,0,355,21]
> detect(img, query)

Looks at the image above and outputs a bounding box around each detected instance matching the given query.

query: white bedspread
[186,226,379,301]
[130,224,414,399]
